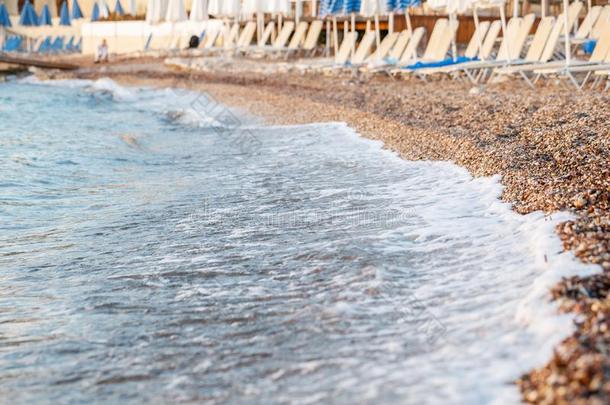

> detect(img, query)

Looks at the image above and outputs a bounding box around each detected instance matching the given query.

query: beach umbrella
[145,0,155,22]
[242,0,264,43]
[319,0,337,56]
[127,0,136,15]
[0,3,12,27]
[38,3,52,24]
[98,0,110,18]
[59,1,71,25]
[115,0,125,15]
[19,0,39,26]
[189,0,208,21]
[165,0,186,21]
[207,0,221,15]
[91,2,100,20]
[360,0,386,61]
[222,0,240,16]
[72,0,83,18]
[394,0,420,33]
[473,0,508,61]
[561,0,571,66]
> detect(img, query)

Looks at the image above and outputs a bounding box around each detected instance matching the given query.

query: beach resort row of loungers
[168,1,610,91]
[2,34,82,53]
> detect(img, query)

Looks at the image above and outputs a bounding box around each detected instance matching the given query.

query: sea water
[0,78,598,404]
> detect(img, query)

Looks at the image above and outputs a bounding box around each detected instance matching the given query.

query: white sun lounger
[393,18,460,77]
[591,5,610,39]
[572,5,602,43]
[301,20,324,55]
[259,22,275,46]
[413,20,495,78]
[388,19,449,74]
[297,31,358,72]
[440,16,525,83]
[358,28,423,72]
[365,31,399,63]
[236,21,257,48]
[351,31,377,65]
[533,24,610,89]
[493,14,569,83]
[223,23,240,50]
[274,21,310,57]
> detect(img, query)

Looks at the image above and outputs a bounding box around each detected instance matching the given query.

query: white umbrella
[562,0,571,66]
[207,0,221,15]
[222,0,240,16]
[243,0,264,43]
[145,0,157,23]
[166,0,186,21]
[360,0,386,62]
[189,0,208,21]
[127,0,136,16]
[98,0,110,18]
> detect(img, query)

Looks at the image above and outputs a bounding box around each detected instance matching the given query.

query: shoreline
[44,57,609,402]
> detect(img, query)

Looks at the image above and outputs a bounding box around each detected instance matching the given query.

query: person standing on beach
[95,39,109,63]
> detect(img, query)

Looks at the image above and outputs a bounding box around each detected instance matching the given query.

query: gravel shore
[55,56,609,403]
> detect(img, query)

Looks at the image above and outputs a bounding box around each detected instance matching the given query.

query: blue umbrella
[114,0,124,15]
[395,0,420,9]
[19,0,39,26]
[344,0,360,13]
[319,0,334,17]
[91,3,100,21]
[330,0,344,15]
[39,4,52,25]
[59,1,71,25]
[0,3,12,27]
[72,0,84,19]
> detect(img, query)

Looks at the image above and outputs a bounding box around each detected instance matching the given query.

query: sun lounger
[591,5,610,39]
[572,5,602,43]
[351,31,376,64]
[413,20,494,78]
[387,19,448,75]
[50,36,64,53]
[271,21,310,58]
[298,31,357,72]
[37,36,51,52]
[64,36,74,52]
[2,36,22,52]
[223,23,240,50]
[201,28,220,49]
[272,21,295,49]
[395,18,460,76]
[250,21,295,54]
[300,20,323,55]
[236,21,257,48]
[432,16,523,83]
[358,28,422,73]
[532,24,610,89]
[365,31,399,64]
[258,22,275,47]
[511,13,536,59]
[287,21,309,49]
[389,30,413,60]
[493,14,570,85]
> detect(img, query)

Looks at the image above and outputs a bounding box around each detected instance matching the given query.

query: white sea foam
[6,77,600,403]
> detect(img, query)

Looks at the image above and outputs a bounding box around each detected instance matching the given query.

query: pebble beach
[37,54,610,403]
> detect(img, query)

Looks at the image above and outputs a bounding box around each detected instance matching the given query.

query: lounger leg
[520,71,535,89]
[567,72,582,92]
[591,75,602,89]
[464,69,477,84]
[532,73,542,85]
[579,71,592,90]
